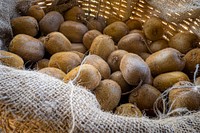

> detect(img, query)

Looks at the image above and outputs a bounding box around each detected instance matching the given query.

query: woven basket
[34,0,200,41]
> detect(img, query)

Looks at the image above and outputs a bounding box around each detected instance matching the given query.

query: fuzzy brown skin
[87,18,104,32]
[146,48,185,76]
[83,30,102,50]
[139,53,151,61]
[11,16,39,37]
[153,71,190,92]
[120,53,152,86]
[59,21,88,43]
[129,84,161,111]
[126,19,142,30]
[70,51,85,59]
[33,59,49,70]
[39,11,64,35]
[71,43,87,54]
[184,48,200,75]
[118,33,148,54]
[107,50,128,72]
[94,79,121,111]
[150,39,169,53]
[110,71,132,93]
[83,55,111,79]
[169,32,198,54]
[38,67,66,80]
[44,32,71,55]
[0,50,24,69]
[64,6,85,22]
[9,34,45,62]
[48,52,81,73]
[115,103,142,117]
[103,21,129,42]
[90,35,115,61]
[63,64,101,90]
[27,5,45,21]
[143,17,164,41]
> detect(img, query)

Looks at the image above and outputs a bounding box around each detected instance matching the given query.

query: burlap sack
[0,0,200,132]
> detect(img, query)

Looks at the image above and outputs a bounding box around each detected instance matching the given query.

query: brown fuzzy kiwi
[169,32,198,54]
[129,30,144,36]
[83,30,102,50]
[27,5,45,21]
[38,67,66,80]
[48,52,81,73]
[126,19,142,30]
[59,21,88,43]
[44,32,71,55]
[107,50,128,72]
[153,71,190,92]
[118,33,148,54]
[71,43,87,54]
[129,84,161,112]
[168,81,200,113]
[70,51,85,59]
[64,6,85,22]
[94,79,121,111]
[83,55,111,79]
[11,16,39,36]
[90,35,115,61]
[120,53,152,86]
[103,21,129,42]
[0,50,24,69]
[150,39,168,53]
[63,64,101,90]
[87,18,104,32]
[194,77,200,85]
[139,53,151,61]
[33,59,49,70]
[143,17,164,41]
[146,48,185,76]
[114,103,142,117]
[110,71,132,94]
[39,11,64,35]
[184,48,200,75]
[9,34,45,62]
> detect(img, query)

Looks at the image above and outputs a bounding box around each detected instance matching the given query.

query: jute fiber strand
[0,64,200,132]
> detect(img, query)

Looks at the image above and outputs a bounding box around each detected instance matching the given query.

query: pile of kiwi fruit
[1,4,200,118]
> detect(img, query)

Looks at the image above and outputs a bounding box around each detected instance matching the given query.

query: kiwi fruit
[126,19,142,30]
[11,16,39,36]
[71,43,87,54]
[9,34,45,62]
[150,39,168,53]
[87,18,104,32]
[146,48,185,76]
[59,21,88,43]
[44,32,71,55]
[33,59,49,70]
[63,64,101,90]
[83,30,102,49]
[27,5,45,21]
[94,79,121,111]
[39,11,64,34]
[64,6,85,22]
[143,17,164,41]
[169,32,198,54]
[139,53,151,61]
[38,67,66,80]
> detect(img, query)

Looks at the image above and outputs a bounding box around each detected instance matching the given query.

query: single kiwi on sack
[38,67,66,80]
[143,17,164,41]
[103,21,129,42]
[169,32,198,54]
[59,21,88,43]
[125,19,142,30]
[9,34,45,62]
[107,50,128,72]
[0,50,24,69]
[64,6,85,22]
[11,16,39,37]
[63,64,101,90]
[153,71,190,92]
[83,30,102,50]
[150,39,168,53]
[120,53,152,86]
[33,59,49,70]
[48,52,81,73]
[146,48,185,76]
[83,55,111,79]
[43,32,71,55]
[114,103,142,117]
[27,5,45,21]
[94,79,121,111]
[118,33,148,54]
[39,11,64,35]
[90,35,115,61]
